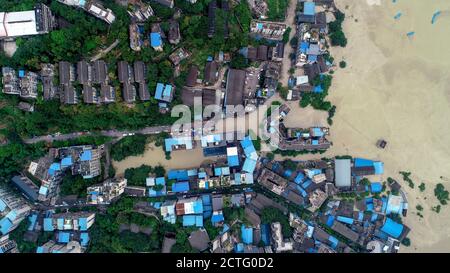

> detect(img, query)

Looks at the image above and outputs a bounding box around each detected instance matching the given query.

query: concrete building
[0,4,54,39]
[271,222,293,252]
[43,212,95,232]
[0,186,32,235]
[11,175,39,203]
[87,178,127,205]
[0,235,18,253]
[57,0,115,24]
[36,240,83,253]
[334,159,351,188]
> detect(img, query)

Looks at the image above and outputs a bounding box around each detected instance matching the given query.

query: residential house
[133,61,150,101]
[86,178,127,205]
[41,64,58,100]
[43,212,95,232]
[0,186,32,235]
[118,61,136,103]
[11,175,39,203]
[204,61,219,85]
[250,20,287,41]
[168,20,181,44]
[169,48,191,66]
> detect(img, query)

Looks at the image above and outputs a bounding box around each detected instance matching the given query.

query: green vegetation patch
[434,183,450,205]
[399,171,415,189]
[111,134,148,161]
[261,207,292,238]
[124,165,166,186]
[329,10,348,47]
[267,0,289,21]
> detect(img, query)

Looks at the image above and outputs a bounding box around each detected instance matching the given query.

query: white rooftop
[0,11,39,38]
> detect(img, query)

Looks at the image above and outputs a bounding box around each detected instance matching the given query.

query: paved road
[280,0,299,87]
[91,39,120,62]
[23,125,172,144]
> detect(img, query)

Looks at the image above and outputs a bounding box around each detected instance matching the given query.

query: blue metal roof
[43,218,54,231]
[58,232,70,243]
[381,218,404,239]
[313,85,323,93]
[336,216,354,225]
[299,41,309,53]
[308,54,318,62]
[211,212,225,225]
[150,32,162,47]
[370,182,382,193]
[374,161,384,175]
[284,169,293,178]
[202,194,211,205]
[328,235,339,249]
[242,159,257,174]
[39,186,48,196]
[80,233,90,247]
[326,215,335,227]
[198,172,207,179]
[28,214,38,231]
[164,137,193,152]
[182,215,203,227]
[168,170,189,181]
[172,182,190,193]
[235,243,244,253]
[241,225,253,244]
[304,2,316,16]
[80,150,92,161]
[155,83,164,100]
[163,85,172,98]
[57,218,64,230]
[0,218,13,235]
[155,177,166,185]
[228,155,240,167]
[0,199,6,212]
[312,127,324,137]
[193,200,204,214]
[61,157,73,167]
[260,224,271,246]
[302,179,313,189]
[79,218,88,231]
[354,158,374,167]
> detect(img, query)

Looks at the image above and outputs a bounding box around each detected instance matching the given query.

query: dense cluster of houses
[23,145,103,203]
[267,104,332,151]
[153,154,410,254]
[57,0,116,24]
[287,0,336,97]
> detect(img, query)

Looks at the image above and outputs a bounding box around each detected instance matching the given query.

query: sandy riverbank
[286,0,450,252]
